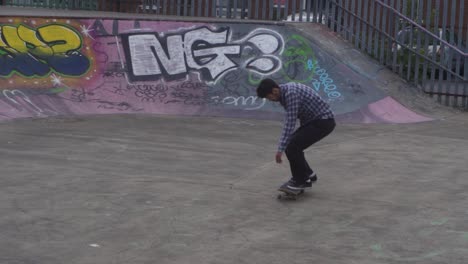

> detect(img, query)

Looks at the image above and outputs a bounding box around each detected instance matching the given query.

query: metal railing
[326,0,467,109]
[1,0,467,109]
[2,0,98,9]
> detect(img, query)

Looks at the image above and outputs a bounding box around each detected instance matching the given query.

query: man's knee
[285,144,302,159]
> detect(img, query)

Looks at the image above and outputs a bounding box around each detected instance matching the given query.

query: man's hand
[275,152,283,164]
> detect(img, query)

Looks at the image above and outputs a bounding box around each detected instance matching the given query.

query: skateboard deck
[277,188,305,200]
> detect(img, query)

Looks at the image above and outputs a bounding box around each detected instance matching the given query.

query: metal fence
[327,0,468,109]
[2,0,467,108]
[2,0,98,9]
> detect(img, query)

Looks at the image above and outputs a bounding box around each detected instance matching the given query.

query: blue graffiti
[309,59,342,100]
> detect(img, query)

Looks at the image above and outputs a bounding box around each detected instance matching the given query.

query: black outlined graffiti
[126,84,168,103]
[167,80,211,106]
[61,81,143,112]
[121,27,241,82]
[102,62,127,78]
[121,27,284,83]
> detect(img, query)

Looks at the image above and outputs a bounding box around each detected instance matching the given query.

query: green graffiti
[280,34,317,83]
[49,87,68,94]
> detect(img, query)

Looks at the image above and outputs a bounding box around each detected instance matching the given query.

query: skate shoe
[304,173,318,188]
[279,180,305,194]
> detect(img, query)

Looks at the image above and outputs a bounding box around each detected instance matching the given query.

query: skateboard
[277,188,305,200]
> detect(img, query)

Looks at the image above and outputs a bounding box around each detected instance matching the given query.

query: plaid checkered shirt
[277,82,334,152]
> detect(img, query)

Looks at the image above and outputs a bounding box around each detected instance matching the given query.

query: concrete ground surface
[1,112,468,264]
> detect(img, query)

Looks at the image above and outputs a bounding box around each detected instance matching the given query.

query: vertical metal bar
[343,0,349,39]
[197,0,202,16]
[298,0,303,22]
[384,0,393,66]
[464,25,468,105]
[225,0,232,18]
[269,0,273,20]
[284,0,289,21]
[323,0,329,26]
[276,0,281,20]
[247,0,251,19]
[295,0,300,21]
[440,0,449,105]
[253,0,258,19]
[354,0,362,49]
[337,0,344,33]
[350,0,357,46]
[331,0,338,32]
[413,0,424,85]
[379,0,387,64]
[306,0,311,22]
[319,0,324,24]
[261,0,266,19]
[216,0,224,18]
[447,0,457,106]
[190,0,195,16]
[373,0,381,58]
[361,0,369,52]
[421,0,432,85]
[314,0,319,23]
[205,0,210,17]
[212,0,217,17]
[405,0,415,81]
[392,0,401,73]
[176,0,181,16]
[183,0,188,16]
[140,0,145,14]
[399,0,407,77]
[454,0,463,108]
[350,0,361,48]
[233,0,238,18]
[290,0,296,21]
[429,0,440,97]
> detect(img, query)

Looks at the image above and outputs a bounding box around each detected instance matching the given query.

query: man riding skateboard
[256,79,336,194]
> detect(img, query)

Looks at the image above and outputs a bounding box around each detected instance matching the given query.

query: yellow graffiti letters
[37,25,82,54]
[17,25,53,56]
[0,24,82,56]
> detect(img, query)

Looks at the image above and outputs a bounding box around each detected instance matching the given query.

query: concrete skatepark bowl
[1,7,467,264]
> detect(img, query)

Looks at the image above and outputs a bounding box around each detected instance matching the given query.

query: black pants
[285,118,336,185]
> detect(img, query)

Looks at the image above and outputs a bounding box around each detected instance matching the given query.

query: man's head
[257,78,281,102]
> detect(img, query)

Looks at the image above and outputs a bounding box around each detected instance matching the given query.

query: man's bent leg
[285,119,335,185]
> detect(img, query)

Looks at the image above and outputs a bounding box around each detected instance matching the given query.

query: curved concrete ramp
[0,14,432,123]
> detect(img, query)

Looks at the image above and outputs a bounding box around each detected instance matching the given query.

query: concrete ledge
[0,6,285,26]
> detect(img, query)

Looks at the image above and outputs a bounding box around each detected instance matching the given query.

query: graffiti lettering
[0,24,90,77]
[166,81,210,105]
[122,27,284,83]
[280,34,316,82]
[211,96,266,110]
[126,84,168,102]
[122,27,240,82]
[308,59,342,101]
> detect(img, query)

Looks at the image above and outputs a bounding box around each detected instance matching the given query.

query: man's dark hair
[256,78,278,98]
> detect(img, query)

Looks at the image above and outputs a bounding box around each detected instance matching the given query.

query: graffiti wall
[0,16,395,122]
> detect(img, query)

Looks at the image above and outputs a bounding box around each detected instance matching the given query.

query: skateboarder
[256,79,336,193]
